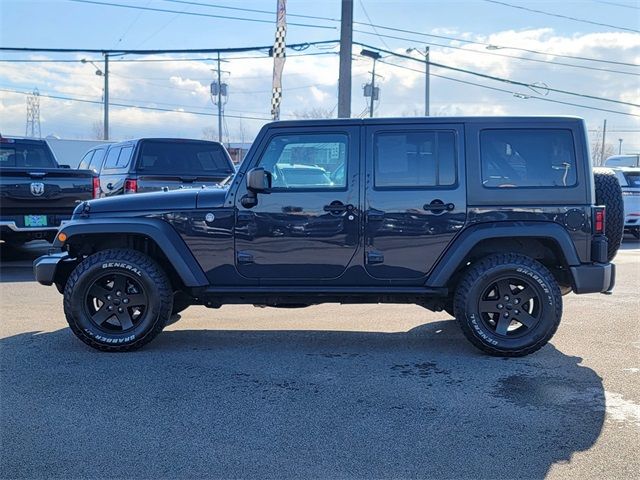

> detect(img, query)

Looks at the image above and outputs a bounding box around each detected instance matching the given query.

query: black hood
[78,187,228,215]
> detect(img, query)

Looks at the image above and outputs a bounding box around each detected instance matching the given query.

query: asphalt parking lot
[0,240,638,479]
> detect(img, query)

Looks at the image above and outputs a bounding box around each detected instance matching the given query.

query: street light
[406,47,430,116]
[361,49,381,118]
[81,55,109,140]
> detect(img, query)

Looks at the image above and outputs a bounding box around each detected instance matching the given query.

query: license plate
[24,215,48,227]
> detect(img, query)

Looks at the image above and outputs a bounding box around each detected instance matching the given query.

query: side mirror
[246,167,272,193]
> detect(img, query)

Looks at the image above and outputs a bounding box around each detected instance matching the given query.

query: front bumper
[33,252,71,286]
[570,262,615,294]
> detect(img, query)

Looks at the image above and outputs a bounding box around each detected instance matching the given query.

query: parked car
[78,138,235,196]
[0,135,98,244]
[612,167,640,239]
[605,154,640,168]
[35,116,622,356]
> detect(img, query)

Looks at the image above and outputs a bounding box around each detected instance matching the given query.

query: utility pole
[103,53,109,141]
[361,49,381,118]
[210,55,229,144]
[618,138,623,154]
[424,46,430,116]
[217,52,222,143]
[337,0,353,118]
[601,119,607,164]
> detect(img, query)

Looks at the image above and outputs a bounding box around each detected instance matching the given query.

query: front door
[364,124,467,281]
[234,126,360,280]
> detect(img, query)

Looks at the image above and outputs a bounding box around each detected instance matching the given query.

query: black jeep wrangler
[34,117,622,356]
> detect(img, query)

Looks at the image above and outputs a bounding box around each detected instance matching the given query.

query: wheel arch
[55,218,208,290]
[426,222,581,290]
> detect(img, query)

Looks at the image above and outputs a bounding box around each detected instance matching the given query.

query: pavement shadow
[0,241,51,283]
[0,320,605,479]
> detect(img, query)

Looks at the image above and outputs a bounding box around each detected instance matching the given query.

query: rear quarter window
[480,129,577,188]
[103,145,133,170]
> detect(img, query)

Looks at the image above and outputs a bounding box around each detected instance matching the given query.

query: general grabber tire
[63,249,173,352]
[453,253,562,357]
[594,167,624,261]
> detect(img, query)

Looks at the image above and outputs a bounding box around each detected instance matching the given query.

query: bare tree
[590,127,616,166]
[292,107,335,119]
[89,120,104,140]
[201,126,217,141]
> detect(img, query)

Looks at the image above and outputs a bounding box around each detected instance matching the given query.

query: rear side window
[374,131,456,188]
[480,129,577,188]
[137,141,234,176]
[88,148,106,172]
[623,171,640,188]
[78,150,95,170]
[103,146,132,170]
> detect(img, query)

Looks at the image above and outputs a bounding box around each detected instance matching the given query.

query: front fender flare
[55,217,208,287]
[425,222,581,288]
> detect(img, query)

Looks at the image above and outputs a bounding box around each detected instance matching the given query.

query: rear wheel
[63,249,172,351]
[593,168,624,261]
[454,253,562,357]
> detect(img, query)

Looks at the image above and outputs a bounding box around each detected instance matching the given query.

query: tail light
[92,177,100,198]
[124,178,138,194]
[593,206,606,234]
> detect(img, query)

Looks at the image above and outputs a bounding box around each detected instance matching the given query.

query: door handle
[424,200,455,213]
[323,201,354,215]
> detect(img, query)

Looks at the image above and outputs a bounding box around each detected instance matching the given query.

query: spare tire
[593,167,624,261]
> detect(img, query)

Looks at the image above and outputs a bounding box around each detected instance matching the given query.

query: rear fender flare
[55,217,208,287]
[426,222,581,288]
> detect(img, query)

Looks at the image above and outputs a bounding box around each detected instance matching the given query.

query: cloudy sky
[0,0,638,154]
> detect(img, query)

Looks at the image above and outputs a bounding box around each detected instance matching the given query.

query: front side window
[258,133,348,189]
[480,129,577,188]
[374,130,456,188]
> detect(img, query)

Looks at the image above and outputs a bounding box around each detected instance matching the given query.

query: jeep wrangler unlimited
[34,117,622,356]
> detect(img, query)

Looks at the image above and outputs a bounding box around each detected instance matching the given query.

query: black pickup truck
[35,117,623,356]
[78,138,235,196]
[0,136,98,244]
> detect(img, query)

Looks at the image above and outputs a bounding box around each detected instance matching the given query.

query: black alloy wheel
[477,275,543,338]
[84,272,149,332]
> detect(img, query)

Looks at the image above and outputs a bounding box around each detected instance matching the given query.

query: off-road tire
[454,253,562,357]
[594,168,624,261]
[63,249,173,352]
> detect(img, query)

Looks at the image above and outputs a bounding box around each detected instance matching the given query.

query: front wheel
[63,249,173,351]
[454,254,562,357]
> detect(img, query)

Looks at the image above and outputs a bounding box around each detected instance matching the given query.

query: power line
[0,39,339,55]
[353,23,640,67]
[592,0,640,9]
[67,0,336,29]
[357,0,391,51]
[356,42,640,108]
[377,59,640,118]
[0,87,273,121]
[481,0,640,33]
[159,0,339,22]
[353,29,640,76]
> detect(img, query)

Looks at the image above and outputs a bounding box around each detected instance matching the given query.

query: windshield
[0,143,57,168]
[137,141,234,176]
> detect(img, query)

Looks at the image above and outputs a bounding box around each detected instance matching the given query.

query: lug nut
[503,312,509,318]
[106,295,112,301]
[514,299,519,305]
[118,307,124,313]
[116,291,122,297]
[107,305,114,311]
[515,309,520,315]
[123,298,129,304]
[497,304,503,309]
[504,295,510,301]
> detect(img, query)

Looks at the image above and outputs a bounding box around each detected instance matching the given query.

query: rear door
[364,123,467,281]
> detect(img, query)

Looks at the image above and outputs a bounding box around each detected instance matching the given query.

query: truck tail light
[92,177,100,198]
[124,178,138,194]
[593,206,606,234]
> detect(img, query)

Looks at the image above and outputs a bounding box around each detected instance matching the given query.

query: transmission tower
[25,89,41,138]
